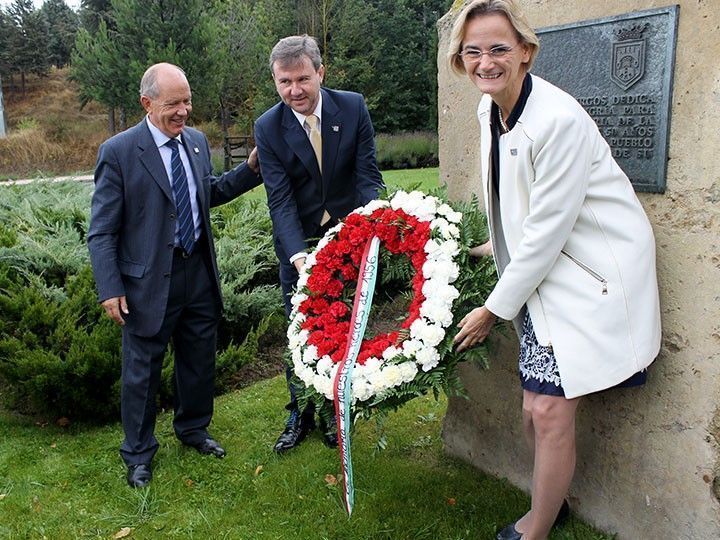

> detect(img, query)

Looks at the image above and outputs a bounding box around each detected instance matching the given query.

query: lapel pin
[332,125,339,132]
[193,147,200,154]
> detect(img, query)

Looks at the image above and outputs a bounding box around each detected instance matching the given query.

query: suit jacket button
[167,242,173,248]
[164,272,171,278]
[170,213,176,219]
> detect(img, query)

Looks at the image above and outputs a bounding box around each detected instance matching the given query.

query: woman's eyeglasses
[459,45,514,61]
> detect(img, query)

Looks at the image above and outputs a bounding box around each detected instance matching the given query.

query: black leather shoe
[319,415,339,448]
[273,409,315,453]
[126,463,152,488]
[190,438,226,458]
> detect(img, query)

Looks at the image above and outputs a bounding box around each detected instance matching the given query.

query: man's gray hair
[139,63,187,98]
[269,35,322,73]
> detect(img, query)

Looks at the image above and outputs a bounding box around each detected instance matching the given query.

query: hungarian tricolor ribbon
[332,235,381,516]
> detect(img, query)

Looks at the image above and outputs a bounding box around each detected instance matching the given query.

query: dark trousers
[278,218,338,414]
[119,244,220,466]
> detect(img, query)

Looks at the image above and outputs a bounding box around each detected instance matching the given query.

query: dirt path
[0,174,93,186]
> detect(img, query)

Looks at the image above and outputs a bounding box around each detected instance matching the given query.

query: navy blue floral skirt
[518,311,647,397]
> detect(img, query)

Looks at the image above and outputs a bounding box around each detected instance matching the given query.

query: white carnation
[380,364,404,388]
[415,347,440,371]
[398,361,418,382]
[288,329,309,350]
[316,355,333,375]
[422,281,460,304]
[410,319,445,347]
[420,301,454,327]
[302,345,319,365]
[362,357,382,374]
[353,380,373,402]
[357,199,390,215]
[291,292,308,309]
[382,346,402,360]
[402,339,424,356]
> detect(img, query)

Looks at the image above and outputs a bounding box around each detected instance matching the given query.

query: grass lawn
[0,376,610,539]
[237,167,441,202]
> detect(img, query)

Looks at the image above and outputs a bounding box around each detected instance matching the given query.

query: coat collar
[136,120,173,202]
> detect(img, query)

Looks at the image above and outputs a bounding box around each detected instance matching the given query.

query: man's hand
[101,296,129,326]
[453,305,497,352]
[293,256,307,273]
[248,147,260,174]
[469,240,492,258]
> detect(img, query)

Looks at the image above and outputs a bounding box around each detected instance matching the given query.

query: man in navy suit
[88,63,262,487]
[254,35,384,453]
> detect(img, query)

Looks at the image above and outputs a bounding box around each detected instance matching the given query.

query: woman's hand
[453,305,497,351]
[469,240,492,258]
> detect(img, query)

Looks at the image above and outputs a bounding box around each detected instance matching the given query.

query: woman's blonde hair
[447,0,540,76]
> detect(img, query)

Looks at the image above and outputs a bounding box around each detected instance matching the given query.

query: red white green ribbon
[332,235,380,516]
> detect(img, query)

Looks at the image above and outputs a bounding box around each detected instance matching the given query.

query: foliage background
[2,0,453,136]
[0,181,284,421]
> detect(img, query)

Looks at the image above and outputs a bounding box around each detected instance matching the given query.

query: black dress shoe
[126,463,152,488]
[273,409,315,453]
[190,438,226,458]
[319,415,339,448]
[496,500,570,539]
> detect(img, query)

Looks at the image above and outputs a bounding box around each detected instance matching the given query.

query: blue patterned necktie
[165,138,195,254]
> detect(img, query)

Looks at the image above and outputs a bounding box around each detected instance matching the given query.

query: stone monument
[437,1,720,538]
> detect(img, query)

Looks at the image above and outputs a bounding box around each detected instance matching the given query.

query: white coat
[479,74,661,398]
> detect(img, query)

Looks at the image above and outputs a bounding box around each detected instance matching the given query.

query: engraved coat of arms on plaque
[611,23,649,91]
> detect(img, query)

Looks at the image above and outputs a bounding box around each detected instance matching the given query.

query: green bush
[0,266,122,421]
[375,131,439,170]
[0,182,283,422]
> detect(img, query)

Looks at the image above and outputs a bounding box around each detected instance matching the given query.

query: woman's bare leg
[514,390,579,540]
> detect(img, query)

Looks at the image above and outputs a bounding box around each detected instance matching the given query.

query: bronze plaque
[532,6,679,193]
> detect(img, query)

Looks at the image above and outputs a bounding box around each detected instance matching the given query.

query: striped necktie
[165,138,195,254]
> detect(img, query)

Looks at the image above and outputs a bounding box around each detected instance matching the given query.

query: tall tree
[6,0,51,94]
[78,0,113,33]
[72,0,224,133]
[40,0,80,68]
[109,0,224,118]
[0,10,20,80]
[71,19,133,133]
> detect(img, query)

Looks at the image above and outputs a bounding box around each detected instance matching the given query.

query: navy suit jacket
[87,120,262,337]
[254,88,384,263]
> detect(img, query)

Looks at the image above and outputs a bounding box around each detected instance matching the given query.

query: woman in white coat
[449,1,661,539]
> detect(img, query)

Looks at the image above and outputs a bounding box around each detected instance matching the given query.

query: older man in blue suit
[254,35,384,453]
[88,63,262,487]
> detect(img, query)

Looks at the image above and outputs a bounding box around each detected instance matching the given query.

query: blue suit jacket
[87,120,262,337]
[254,88,384,262]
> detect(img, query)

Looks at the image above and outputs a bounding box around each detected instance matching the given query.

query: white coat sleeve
[485,111,592,320]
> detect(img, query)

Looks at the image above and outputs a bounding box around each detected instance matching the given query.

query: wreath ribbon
[332,235,381,516]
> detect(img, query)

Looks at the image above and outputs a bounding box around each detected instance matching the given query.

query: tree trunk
[21,72,26,96]
[219,96,230,134]
[119,107,127,131]
[107,106,116,134]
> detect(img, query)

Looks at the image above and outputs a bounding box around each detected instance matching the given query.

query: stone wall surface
[437,1,720,538]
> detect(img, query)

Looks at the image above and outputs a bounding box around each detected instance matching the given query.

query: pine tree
[40,0,80,69]
[6,0,51,94]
